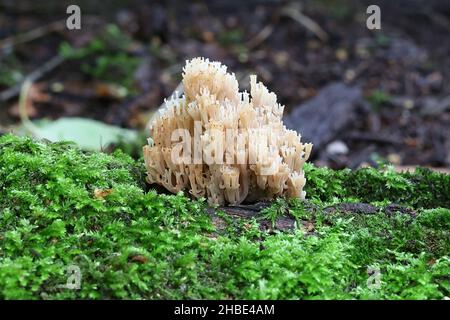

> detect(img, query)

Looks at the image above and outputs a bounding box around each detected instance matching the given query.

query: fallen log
[283,82,362,151]
[206,201,418,234]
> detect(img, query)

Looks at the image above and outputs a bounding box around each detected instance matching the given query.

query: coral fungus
[144,57,312,205]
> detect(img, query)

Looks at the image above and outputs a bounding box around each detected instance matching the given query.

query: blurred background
[0,0,449,170]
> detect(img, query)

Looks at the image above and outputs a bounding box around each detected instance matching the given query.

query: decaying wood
[206,202,296,233]
[207,201,416,234]
[283,82,362,151]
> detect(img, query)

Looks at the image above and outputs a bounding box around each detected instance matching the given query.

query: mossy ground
[0,134,448,299]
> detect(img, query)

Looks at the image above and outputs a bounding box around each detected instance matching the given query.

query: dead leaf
[302,221,315,232]
[129,255,148,264]
[95,83,127,99]
[94,188,113,199]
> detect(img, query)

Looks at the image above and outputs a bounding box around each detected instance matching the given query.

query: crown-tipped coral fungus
[144,57,312,205]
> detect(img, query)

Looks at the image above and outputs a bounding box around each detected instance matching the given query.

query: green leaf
[21,118,138,150]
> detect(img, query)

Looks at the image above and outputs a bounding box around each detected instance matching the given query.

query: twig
[0,55,65,102]
[18,79,39,136]
[424,8,450,32]
[280,5,329,42]
[247,25,274,50]
[0,15,103,52]
[0,20,66,52]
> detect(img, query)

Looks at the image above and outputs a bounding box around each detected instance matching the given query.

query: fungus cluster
[143,57,312,205]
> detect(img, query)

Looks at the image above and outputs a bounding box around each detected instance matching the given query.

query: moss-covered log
[0,135,448,299]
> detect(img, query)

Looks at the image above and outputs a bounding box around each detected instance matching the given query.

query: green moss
[0,134,448,299]
[304,162,450,208]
